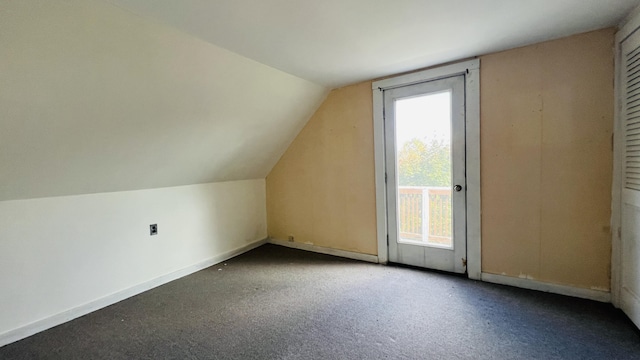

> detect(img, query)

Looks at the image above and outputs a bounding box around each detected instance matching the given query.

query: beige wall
[266,28,615,290]
[266,82,377,255]
[480,28,615,290]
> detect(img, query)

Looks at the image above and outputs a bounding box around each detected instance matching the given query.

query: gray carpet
[1,244,638,359]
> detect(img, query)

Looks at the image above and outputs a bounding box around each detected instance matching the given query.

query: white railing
[398,186,452,245]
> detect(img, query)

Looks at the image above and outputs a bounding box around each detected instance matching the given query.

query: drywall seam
[268,238,379,263]
[481,272,611,303]
[0,237,268,348]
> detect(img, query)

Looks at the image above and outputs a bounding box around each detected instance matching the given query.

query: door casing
[372,59,481,279]
[612,11,640,328]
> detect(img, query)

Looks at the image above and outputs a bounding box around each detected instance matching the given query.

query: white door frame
[612,5,640,309]
[372,59,481,279]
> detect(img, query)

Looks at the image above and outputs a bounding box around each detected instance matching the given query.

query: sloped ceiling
[0,0,327,201]
[105,0,640,87]
[3,0,639,201]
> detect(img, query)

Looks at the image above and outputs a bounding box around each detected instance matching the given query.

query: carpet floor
[1,244,639,359]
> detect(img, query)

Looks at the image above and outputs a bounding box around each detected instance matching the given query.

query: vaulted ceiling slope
[0,0,327,201]
[105,0,640,87]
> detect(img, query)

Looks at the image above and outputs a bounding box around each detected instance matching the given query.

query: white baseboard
[268,238,379,263]
[0,237,268,348]
[481,272,611,303]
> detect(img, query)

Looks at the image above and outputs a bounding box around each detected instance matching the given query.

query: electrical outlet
[150,224,158,236]
[288,235,294,242]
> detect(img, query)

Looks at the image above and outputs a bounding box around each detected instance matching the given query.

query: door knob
[454,185,463,192]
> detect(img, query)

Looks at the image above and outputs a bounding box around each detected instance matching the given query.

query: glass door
[384,75,466,273]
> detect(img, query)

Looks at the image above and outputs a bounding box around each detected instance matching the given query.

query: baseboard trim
[481,272,611,303]
[268,238,379,263]
[0,237,268,348]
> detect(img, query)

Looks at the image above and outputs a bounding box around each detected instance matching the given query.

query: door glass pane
[395,91,452,248]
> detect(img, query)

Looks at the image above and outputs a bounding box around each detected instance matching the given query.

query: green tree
[398,138,451,187]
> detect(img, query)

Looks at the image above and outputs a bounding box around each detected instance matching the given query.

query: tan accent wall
[267,28,615,291]
[266,82,378,255]
[480,28,615,289]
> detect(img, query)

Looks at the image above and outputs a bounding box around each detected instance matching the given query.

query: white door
[620,28,640,328]
[384,75,466,273]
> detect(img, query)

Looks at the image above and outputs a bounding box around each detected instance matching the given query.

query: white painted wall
[0,0,315,346]
[0,0,327,201]
[0,179,267,346]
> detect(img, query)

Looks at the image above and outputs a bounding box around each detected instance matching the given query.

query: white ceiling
[4,0,640,201]
[107,0,640,87]
[1,0,326,201]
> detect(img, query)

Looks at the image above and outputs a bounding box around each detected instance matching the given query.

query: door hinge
[386,234,389,245]
[462,258,467,267]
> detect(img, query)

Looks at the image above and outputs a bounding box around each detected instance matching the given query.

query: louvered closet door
[620,28,640,328]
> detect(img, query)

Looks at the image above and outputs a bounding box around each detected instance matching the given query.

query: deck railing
[398,186,452,245]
